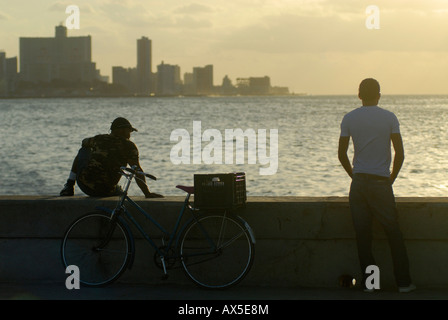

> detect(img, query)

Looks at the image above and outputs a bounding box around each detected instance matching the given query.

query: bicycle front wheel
[179,213,255,289]
[61,211,132,287]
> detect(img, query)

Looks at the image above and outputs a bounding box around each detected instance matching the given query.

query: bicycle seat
[176,185,194,194]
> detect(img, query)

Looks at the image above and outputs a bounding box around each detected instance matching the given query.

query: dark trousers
[74,147,122,197]
[349,174,411,287]
[74,147,96,196]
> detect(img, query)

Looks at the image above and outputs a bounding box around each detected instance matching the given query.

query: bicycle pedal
[161,274,169,281]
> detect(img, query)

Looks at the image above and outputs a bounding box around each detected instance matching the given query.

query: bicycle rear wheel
[179,212,255,289]
[61,211,132,287]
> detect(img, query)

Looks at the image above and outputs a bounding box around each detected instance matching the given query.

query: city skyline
[2,24,289,97]
[1,1,448,95]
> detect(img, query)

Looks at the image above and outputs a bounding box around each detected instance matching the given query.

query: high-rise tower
[137,36,152,94]
[20,25,97,83]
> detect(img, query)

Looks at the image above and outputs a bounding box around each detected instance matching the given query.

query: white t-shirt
[340,106,400,177]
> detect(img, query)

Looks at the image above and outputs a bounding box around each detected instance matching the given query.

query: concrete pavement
[1,282,448,300]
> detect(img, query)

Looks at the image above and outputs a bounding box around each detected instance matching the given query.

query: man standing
[60,117,163,198]
[338,78,415,293]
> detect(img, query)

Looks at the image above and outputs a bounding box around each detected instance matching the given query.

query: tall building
[137,36,152,94]
[183,72,194,95]
[193,65,213,95]
[19,25,99,83]
[156,61,181,96]
[112,36,153,95]
[0,52,6,95]
[236,76,271,95]
[248,76,271,95]
[0,52,18,96]
[112,66,137,93]
[221,75,236,95]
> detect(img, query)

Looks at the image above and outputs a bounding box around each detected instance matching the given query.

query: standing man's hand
[338,136,353,178]
[390,133,405,185]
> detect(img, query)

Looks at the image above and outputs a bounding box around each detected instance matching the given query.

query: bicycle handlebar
[120,166,157,181]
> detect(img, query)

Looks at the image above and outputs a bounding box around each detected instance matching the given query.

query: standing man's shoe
[398,284,416,293]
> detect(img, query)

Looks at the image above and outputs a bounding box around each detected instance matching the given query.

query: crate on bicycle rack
[194,172,247,210]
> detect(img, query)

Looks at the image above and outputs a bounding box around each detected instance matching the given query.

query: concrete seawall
[1,196,448,289]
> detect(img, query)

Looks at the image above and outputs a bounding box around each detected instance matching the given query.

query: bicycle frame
[94,169,206,272]
[121,192,194,255]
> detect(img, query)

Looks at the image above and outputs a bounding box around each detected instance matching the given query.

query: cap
[110,117,138,132]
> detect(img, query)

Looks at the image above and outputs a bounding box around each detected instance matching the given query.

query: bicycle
[61,166,256,289]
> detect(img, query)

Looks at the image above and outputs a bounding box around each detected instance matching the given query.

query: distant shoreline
[0,93,307,99]
[2,93,447,100]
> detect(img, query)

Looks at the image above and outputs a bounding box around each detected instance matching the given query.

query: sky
[1,0,448,95]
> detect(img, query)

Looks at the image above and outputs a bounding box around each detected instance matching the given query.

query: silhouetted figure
[60,117,163,198]
[338,78,415,293]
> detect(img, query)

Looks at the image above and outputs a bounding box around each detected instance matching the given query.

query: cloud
[211,8,448,55]
[174,16,212,29]
[0,10,10,20]
[49,1,96,14]
[212,13,363,54]
[97,1,153,28]
[92,1,214,31]
[173,3,214,14]
[48,1,67,12]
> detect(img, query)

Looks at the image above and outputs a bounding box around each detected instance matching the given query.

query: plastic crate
[194,172,247,210]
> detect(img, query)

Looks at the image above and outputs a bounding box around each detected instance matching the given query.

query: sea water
[0,95,447,197]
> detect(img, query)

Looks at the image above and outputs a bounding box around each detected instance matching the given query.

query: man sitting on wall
[60,117,163,198]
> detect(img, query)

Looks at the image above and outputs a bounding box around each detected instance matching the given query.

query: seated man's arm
[128,159,163,198]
